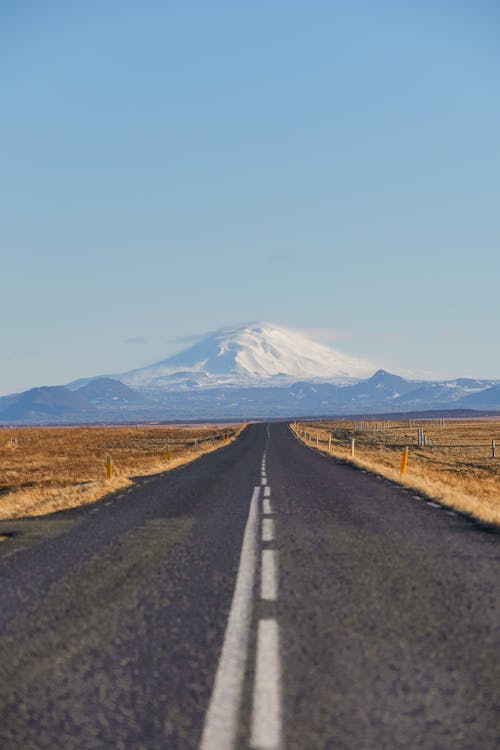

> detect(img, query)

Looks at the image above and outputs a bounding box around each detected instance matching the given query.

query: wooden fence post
[492,439,496,459]
[351,437,355,457]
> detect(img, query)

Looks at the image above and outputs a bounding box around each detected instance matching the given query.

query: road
[0,422,498,749]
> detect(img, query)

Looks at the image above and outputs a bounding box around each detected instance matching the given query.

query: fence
[295,419,499,467]
[103,428,237,479]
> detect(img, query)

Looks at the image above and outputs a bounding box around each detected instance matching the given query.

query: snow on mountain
[120,322,376,390]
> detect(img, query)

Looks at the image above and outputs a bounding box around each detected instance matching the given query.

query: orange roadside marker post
[400,446,409,475]
[106,453,113,480]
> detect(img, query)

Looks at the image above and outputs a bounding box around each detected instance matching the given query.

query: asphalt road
[0,422,498,750]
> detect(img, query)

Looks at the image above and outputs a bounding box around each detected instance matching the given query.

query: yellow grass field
[0,424,243,520]
[292,419,500,525]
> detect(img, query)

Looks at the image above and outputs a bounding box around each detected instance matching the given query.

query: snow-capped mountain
[2,322,499,424]
[120,322,376,390]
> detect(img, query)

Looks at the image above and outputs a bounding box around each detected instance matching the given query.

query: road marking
[250,618,282,750]
[263,486,271,498]
[412,495,422,500]
[447,510,458,516]
[260,549,278,601]
[427,501,441,508]
[263,497,272,515]
[262,518,275,542]
[199,487,260,750]
[261,478,267,486]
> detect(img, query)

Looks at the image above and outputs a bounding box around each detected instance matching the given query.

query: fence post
[316,434,319,447]
[106,453,113,480]
[165,443,171,460]
[492,439,496,459]
[351,437,355,457]
[328,435,332,453]
[400,446,409,475]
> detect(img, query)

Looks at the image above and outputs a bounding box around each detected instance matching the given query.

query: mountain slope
[121,322,376,390]
[459,384,500,409]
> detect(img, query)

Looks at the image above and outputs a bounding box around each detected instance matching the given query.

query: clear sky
[1,0,499,393]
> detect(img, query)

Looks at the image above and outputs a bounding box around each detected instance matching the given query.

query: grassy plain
[292,419,500,525]
[0,424,242,520]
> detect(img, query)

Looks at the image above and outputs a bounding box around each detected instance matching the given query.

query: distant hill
[76,378,145,406]
[2,386,90,421]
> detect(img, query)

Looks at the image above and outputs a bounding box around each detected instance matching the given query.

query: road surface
[0,422,498,749]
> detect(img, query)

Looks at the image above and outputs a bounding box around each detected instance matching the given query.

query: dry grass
[292,419,500,525]
[0,424,243,519]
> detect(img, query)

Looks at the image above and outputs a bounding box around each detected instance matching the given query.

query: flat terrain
[0,423,498,749]
[294,419,500,524]
[0,424,240,519]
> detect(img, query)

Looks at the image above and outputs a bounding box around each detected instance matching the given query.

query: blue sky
[1,1,499,393]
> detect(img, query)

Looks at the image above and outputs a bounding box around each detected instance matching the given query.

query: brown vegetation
[292,419,500,525]
[0,424,243,519]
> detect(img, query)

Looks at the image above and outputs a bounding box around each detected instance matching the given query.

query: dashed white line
[261,478,267,486]
[263,486,271,498]
[199,486,260,750]
[260,549,278,601]
[262,518,275,542]
[263,497,272,515]
[250,619,283,750]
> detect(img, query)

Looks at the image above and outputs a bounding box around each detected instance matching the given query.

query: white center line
[261,478,267,486]
[263,486,271,498]
[263,497,272,515]
[250,618,283,750]
[262,517,275,542]
[199,486,260,750]
[260,549,278,601]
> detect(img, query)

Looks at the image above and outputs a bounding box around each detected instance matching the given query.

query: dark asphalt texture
[0,422,498,749]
